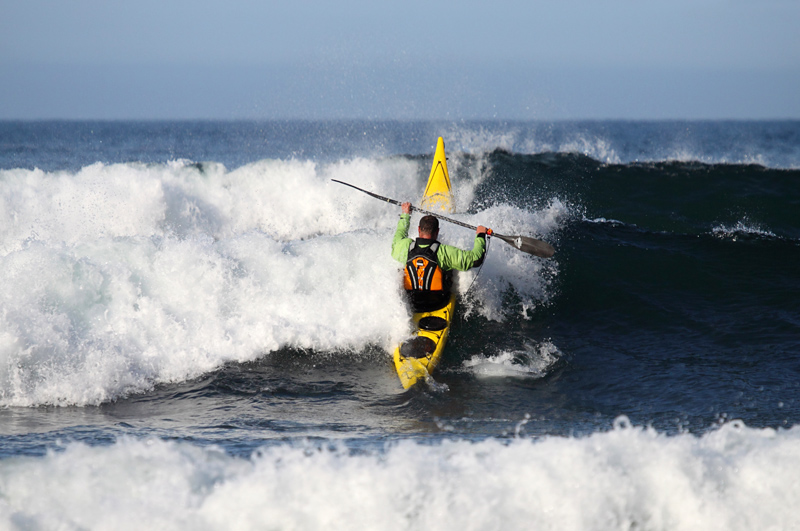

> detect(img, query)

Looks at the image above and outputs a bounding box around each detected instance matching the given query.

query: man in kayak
[392,202,487,312]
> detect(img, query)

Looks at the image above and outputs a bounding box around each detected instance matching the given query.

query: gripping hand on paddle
[401,202,412,214]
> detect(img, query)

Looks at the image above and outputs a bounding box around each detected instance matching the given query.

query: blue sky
[1,0,798,120]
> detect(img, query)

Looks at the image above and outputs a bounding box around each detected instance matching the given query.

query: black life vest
[404,241,446,291]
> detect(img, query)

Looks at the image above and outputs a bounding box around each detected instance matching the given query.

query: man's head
[418,215,439,239]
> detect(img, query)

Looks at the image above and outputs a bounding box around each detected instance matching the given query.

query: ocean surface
[1,120,799,530]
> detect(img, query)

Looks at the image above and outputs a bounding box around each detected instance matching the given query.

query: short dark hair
[419,215,439,235]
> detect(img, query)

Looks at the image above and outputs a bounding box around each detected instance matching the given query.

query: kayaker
[392,202,487,312]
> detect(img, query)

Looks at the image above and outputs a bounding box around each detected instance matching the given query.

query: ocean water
[1,120,799,530]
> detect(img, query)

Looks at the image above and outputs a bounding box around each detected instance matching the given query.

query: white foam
[0,158,562,406]
[711,218,777,241]
[1,422,799,530]
[463,340,561,378]
[457,199,566,320]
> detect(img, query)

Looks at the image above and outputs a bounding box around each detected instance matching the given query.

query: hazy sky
[1,0,798,120]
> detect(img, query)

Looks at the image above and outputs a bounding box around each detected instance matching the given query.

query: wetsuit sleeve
[391,213,413,264]
[437,234,487,271]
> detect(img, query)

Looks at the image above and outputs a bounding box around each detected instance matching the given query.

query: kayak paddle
[331,179,555,258]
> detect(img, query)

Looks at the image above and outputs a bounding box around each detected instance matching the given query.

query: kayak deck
[420,137,455,214]
[393,294,456,389]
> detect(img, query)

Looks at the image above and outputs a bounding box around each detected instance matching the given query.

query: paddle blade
[494,233,555,258]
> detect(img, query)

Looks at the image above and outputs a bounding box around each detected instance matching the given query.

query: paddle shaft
[331,179,555,258]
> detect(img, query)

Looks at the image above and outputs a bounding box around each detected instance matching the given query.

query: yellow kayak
[393,137,456,389]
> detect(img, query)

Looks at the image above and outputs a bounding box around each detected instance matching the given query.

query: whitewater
[0,156,561,407]
[2,422,799,531]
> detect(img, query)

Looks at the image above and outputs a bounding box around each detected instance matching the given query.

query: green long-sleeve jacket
[391,213,486,271]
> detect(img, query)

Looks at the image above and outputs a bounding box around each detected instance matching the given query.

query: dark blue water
[1,121,799,529]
